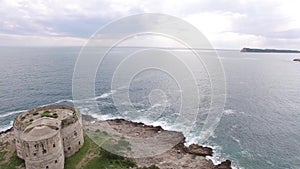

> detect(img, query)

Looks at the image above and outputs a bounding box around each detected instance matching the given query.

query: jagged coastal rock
[187,143,213,156]
[216,160,232,169]
[83,116,232,169]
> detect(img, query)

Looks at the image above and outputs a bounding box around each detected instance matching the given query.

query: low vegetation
[41,111,58,118]
[66,132,144,169]
[0,151,25,169]
[0,132,159,169]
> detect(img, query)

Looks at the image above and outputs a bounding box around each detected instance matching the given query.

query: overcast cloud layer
[0,0,300,49]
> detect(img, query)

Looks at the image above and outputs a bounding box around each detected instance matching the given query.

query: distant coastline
[241,47,300,53]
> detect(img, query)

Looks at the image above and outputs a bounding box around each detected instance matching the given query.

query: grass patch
[0,133,159,169]
[0,150,7,161]
[65,133,138,169]
[41,111,50,118]
[1,152,25,169]
[41,111,58,118]
[64,133,100,169]
[84,154,135,169]
[87,129,131,157]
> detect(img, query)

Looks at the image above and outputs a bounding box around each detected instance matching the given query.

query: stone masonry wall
[23,130,64,169]
[61,119,84,157]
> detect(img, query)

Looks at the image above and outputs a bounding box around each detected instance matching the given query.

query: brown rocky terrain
[82,115,232,169]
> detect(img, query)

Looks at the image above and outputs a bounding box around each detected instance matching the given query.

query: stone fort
[13,105,84,169]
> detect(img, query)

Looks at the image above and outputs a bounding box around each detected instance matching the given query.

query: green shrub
[40,111,58,118]
[41,111,50,118]
[1,152,25,169]
[138,165,160,169]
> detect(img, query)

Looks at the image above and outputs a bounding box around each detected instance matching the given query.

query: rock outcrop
[83,116,232,169]
[215,160,232,169]
[186,143,213,156]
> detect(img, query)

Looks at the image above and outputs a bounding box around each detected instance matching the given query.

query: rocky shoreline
[0,115,232,169]
[82,115,232,169]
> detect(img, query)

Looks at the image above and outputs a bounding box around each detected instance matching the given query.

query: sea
[0,46,299,169]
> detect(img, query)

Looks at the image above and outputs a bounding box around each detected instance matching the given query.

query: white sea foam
[150,103,162,109]
[54,99,74,104]
[0,109,25,118]
[0,121,13,132]
[95,90,116,99]
[76,107,122,121]
[206,145,241,169]
[129,116,172,131]
[223,109,244,115]
[231,135,241,145]
[53,90,118,105]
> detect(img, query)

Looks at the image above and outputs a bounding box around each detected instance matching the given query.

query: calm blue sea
[0,47,299,169]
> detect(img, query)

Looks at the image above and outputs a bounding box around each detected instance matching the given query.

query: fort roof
[21,124,59,142]
[14,105,79,130]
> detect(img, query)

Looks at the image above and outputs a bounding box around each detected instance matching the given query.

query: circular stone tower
[20,118,64,169]
[13,105,84,169]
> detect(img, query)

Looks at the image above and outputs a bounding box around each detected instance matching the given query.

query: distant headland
[293,58,300,62]
[241,48,300,53]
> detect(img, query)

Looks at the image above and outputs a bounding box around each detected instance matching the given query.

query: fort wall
[13,105,84,169]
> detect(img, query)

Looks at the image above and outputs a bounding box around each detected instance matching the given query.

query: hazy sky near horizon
[0,0,300,49]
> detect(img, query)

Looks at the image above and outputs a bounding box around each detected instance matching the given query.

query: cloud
[0,0,299,49]
[0,33,86,46]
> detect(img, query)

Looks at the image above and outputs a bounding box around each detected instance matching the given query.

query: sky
[0,0,300,49]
